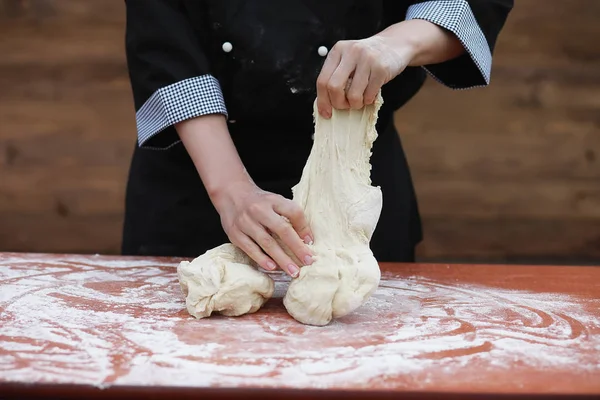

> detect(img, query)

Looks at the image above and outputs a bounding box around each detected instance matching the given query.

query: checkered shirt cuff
[135,75,228,147]
[406,0,492,87]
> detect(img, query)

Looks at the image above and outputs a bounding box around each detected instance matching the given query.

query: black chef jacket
[121,0,513,261]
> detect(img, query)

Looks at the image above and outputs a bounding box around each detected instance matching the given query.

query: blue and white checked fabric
[406,0,492,87]
[135,75,227,147]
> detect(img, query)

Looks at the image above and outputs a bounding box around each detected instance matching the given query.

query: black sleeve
[392,0,513,89]
[125,0,227,149]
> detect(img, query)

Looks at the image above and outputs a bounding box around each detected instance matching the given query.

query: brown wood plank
[1,95,136,171]
[1,135,135,169]
[0,63,130,100]
[398,126,600,180]
[395,68,600,137]
[1,95,135,169]
[0,23,125,65]
[417,217,600,260]
[395,67,600,181]
[0,213,123,254]
[0,166,126,215]
[0,96,134,138]
[0,0,124,21]
[413,178,600,219]
[492,0,600,70]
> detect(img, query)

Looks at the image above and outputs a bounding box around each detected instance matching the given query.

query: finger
[327,55,356,110]
[316,46,342,119]
[264,206,313,267]
[272,199,314,246]
[363,65,386,105]
[231,231,277,272]
[346,59,370,109]
[243,220,301,278]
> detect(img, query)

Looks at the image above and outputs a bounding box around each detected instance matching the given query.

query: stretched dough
[177,243,274,319]
[282,94,383,326]
[177,94,383,324]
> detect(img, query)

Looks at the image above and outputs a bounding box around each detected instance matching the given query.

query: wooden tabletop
[0,252,599,399]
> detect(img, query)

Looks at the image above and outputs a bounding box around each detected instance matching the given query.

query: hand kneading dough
[282,93,384,326]
[177,243,274,319]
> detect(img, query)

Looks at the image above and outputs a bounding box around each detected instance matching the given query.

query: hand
[316,35,413,118]
[213,181,314,278]
[316,19,466,118]
[175,115,313,277]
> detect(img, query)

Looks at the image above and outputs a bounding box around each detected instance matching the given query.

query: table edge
[1,251,598,269]
[1,382,599,400]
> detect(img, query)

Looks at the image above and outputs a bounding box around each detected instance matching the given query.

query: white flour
[0,254,599,390]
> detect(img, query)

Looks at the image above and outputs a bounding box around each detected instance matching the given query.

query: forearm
[375,19,465,67]
[176,115,252,205]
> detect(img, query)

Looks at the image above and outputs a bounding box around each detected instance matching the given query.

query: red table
[0,252,599,399]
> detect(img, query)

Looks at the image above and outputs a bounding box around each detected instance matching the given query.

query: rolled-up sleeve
[405,0,513,89]
[125,0,227,149]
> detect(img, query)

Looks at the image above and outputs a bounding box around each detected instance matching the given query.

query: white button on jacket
[222,42,233,53]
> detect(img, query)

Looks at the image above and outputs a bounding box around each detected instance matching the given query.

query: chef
[122,0,513,277]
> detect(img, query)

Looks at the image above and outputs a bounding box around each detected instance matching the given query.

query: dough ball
[283,246,381,326]
[177,243,275,319]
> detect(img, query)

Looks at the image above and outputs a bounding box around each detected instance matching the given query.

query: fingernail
[303,255,313,265]
[288,264,300,278]
[266,261,277,271]
[304,235,313,245]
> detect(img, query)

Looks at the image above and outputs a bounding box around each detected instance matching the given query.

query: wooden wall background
[1,0,599,263]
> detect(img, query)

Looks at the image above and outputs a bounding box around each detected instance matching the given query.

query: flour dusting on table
[0,253,599,391]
